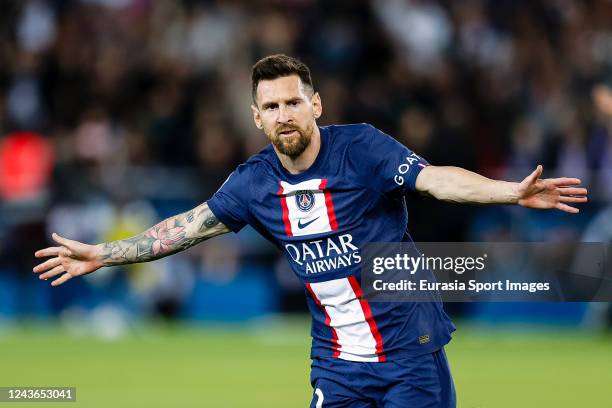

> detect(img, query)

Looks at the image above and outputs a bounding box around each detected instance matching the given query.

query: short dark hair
[251,54,314,103]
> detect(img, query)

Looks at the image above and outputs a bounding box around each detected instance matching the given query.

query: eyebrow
[261,101,278,109]
[261,97,302,109]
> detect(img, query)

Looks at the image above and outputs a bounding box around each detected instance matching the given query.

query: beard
[266,123,313,158]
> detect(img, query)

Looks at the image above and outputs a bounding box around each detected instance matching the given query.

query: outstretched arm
[33,202,229,286]
[415,165,588,213]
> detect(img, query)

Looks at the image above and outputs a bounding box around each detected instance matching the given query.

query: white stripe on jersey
[280,179,333,236]
[308,277,380,362]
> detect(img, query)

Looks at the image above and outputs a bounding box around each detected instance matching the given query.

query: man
[34,55,587,407]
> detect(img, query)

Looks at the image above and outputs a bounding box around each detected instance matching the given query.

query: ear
[312,92,322,119]
[251,104,263,129]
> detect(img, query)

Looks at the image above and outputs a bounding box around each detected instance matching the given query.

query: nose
[277,104,292,124]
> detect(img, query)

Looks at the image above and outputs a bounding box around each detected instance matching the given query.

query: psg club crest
[295,190,315,212]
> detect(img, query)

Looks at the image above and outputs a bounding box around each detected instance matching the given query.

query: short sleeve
[365,125,429,194]
[207,164,251,233]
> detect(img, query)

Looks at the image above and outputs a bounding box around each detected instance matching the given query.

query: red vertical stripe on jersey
[348,275,386,362]
[319,179,338,230]
[305,283,341,358]
[278,183,293,237]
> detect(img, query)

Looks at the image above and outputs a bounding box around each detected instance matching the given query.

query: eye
[289,100,300,107]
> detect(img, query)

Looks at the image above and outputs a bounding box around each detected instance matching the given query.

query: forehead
[256,75,308,105]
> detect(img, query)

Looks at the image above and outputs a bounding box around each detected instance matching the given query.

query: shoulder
[323,123,381,154]
[324,123,378,141]
[326,122,390,155]
[236,144,276,177]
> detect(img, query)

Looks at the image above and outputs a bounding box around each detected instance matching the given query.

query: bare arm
[33,202,229,286]
[415,165,588,213]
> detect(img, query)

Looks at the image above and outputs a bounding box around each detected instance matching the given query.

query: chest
[249,175,375,241]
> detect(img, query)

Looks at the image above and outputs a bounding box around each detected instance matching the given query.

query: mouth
[278,129,298,137]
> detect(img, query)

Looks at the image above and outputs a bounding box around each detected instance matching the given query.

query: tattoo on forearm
[185,209,195,223]
[99,203,228,266]
[201,214,219,230]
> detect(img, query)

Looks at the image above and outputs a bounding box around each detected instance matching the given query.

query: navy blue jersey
[208,123,455,362]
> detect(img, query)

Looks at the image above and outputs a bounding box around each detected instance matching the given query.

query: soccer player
[33,55,587,407]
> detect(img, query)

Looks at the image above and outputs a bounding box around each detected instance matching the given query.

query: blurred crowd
[0,0,610,328]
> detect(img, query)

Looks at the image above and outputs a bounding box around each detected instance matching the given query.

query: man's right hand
[33,233,104,286]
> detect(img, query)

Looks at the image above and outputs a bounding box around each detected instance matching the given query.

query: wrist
[511,182,522,205]
[93,243,109,268]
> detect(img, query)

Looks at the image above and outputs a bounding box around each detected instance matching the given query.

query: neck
[275,126,321,175]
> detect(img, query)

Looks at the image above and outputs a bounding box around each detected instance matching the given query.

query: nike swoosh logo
[297,217,319,229]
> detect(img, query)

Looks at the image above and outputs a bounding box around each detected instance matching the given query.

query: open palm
[517,165,588,213]
[33,233,103,286]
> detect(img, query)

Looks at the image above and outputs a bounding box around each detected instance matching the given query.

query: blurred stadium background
[0,0,610,407]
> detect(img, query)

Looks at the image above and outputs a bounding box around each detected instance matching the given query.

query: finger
[52,233,76,251]
[33,257,62,273]
[558,196,588,203]
[39,265,65,280]
[548,177,582,186]
[558,187,588,196]
[51,272,74,287]
[524,165,543,185]
[555,202,579,213]
[34,247,63,258]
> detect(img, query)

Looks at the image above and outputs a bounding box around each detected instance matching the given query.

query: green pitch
[0,320,610,407]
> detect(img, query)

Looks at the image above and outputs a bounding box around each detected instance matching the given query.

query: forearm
[416,166,519,204]
[97,202,228,266]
